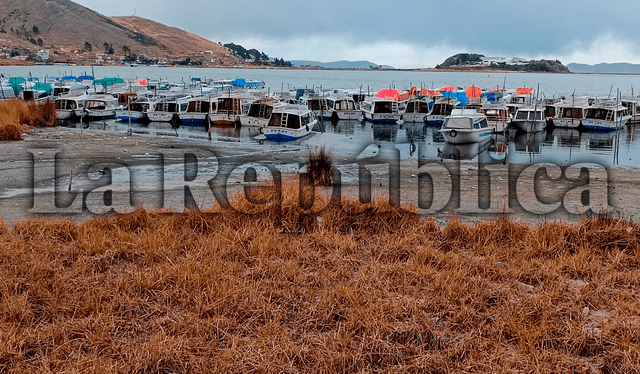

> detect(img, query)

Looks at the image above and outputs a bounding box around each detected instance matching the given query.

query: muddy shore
[1,126,639,227]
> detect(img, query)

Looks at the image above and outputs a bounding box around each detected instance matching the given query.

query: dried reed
[0,181,638,372]
[0,99,57,141]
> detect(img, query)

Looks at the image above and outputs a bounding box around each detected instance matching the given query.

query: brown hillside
[0,0,234,63]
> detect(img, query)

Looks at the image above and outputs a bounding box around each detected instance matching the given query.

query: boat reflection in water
[437,137,499,161]
[582,129,621,150]
[372,123,398,142]
[512,130,547,155]
[550,128,581,147]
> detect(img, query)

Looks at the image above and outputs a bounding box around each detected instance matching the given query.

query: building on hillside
[38,50,50,61]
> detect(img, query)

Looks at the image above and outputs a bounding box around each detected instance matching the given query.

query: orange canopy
[465,86,482,98]
[375,88,410,101]
[515,87,533,95]
[137,79,148,86]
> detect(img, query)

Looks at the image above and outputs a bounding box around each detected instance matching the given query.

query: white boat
[551,97,590,128]
[299,93,328,118]
[479,102,510,132]
[621,97,640,123]
[239,98,284,127]
[324,94,360,121]
[260,104,316,141]
[511,106,546,132]
[424,97,458,126]
[54,95,87,119]
[360,96,407,124]
[147,96,191,122]
[116,97,154,122]
[19,89,51,104]
[402,97,432,123]
[438,109,493,144]
[83,95,119,119]
[582,100,631,131]
[504,87,535,117]
[210,95,250,126]
[178,96,216,126]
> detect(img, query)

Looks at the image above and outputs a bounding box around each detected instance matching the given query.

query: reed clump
[305,148,333,186]
[0,181,639,372]
[0,99,57,141]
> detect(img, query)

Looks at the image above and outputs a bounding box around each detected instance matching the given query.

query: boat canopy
[420,88,440,97]
[231,78,246,87]
[465,86,482,98]
[515,87,533,95]
[33,82,52,94]
[375,88,410,101]
[76,75,94,81]
[94,77,125,88]
[445,117,475,129]
[441,91,469,107]
[8,77,25,93]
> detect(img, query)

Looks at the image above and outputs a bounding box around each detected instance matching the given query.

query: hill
[567,62,640,74]
[0,0,236,64]
[436,53,570,73]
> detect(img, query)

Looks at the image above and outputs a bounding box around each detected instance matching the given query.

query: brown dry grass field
[0,100,57,141]
[0,180,639,373]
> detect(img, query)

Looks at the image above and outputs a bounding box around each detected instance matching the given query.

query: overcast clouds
[73,0,640,68]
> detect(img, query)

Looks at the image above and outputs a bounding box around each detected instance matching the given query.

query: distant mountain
[290,60,393,69]
[567,63,640,74]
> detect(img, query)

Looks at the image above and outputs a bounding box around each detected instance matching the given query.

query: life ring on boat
[423,116,429,124]
[400,115,403,121]
[305,124,309,132]
[449,129,457,138]
[409,86,417,97]
[259,126,264,134]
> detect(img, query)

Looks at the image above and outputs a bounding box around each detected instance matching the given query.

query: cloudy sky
[73,0,640,68]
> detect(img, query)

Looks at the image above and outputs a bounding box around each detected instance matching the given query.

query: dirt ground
[1,126,639,227]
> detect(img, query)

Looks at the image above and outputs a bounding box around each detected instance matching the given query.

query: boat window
[268,113,283,127]
[478,119,489,128]
[375,101,393,113]
[287,114,300,129]
[516,111,528,120]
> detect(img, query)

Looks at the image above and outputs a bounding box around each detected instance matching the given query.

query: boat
[621,97,640,123]
[178,96,216,126]
[209,95,250,126]
[54,95,87,120]
[438,109,493,144]
[239,98,284,127]
[82,94,119,119]
[505,87,535,117]
[116,97,154,122]
[551,96,590,128]
[299,92,328,118]
[147,95,191,122]
[260,104,316,140]
[511,106,546,132]
[582,100,631,131]
[424,97,458,126]
[479,102,511,133]
[401,96,433,123]
[325,94,361,121]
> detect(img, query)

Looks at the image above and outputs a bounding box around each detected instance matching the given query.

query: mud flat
[1,126,639,226]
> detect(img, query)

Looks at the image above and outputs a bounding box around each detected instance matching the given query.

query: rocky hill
[0,0,236,64]
[436,53,570,73]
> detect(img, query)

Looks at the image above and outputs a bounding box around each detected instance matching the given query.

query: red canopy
[420,88,441,97]
[515,87,533,95]
[439,86,457,92]
[375,88,410,101]
[137,79,148,86]
[465,86,482,98]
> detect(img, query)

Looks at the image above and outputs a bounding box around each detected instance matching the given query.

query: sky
[73,0,640,69]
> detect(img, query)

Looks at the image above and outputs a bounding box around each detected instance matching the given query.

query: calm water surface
[5,65,640,167]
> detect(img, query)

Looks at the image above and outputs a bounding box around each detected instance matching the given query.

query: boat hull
[239,116,269,127]
[424,114,447,126]
[147,111,177,122]
[324,110,361,121]
[439,128,493,144]
[116,111,147,122]
[178,113,208,125]
[582,117,630,131]
[363,112,400,124]
[262,124,313,140]
[511,119,546,132]
[551,118,582,128]
[401,113,428,123]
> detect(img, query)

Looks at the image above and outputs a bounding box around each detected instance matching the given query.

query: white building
[481,56,529,66]
[37,49,50,61]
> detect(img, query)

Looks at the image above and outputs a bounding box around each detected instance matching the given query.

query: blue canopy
[62,76,77,81]
[231,78,246,87]
[76,75,94,81]
[441,91,469,107]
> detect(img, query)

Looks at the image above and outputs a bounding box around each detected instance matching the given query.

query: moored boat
[512,106,546,132]
[438,109,493,144]
[582,100,631,131]
[260,104,316,140]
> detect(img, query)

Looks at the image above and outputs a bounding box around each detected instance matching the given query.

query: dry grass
[305,148,334,187]
[0,99,57,141]
[1,181,639,373]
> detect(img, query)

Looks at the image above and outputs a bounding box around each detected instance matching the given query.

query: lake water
[5,65,640,168]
